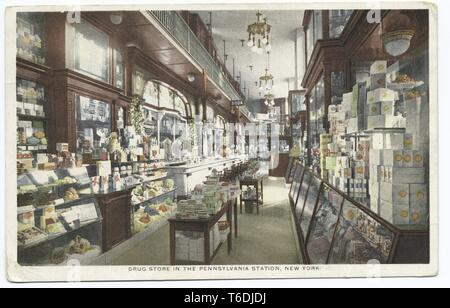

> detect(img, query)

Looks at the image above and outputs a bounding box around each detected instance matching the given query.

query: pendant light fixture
[246,11,272,54]
[382,11,416,57]
[259,51,274,91]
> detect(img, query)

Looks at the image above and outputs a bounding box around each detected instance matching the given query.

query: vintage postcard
[4,1,438,282]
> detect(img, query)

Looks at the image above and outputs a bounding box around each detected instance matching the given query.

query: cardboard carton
[367,88,396,104]
[367,102,381,116]
[383,150,404,167]
[367,115,397,129]
[381,101,395,116]
[380,182,410,205]
[391,167,426,184]
[370,73,387,91]
[370,197,380,215]
[370,60,388,75]
[385,133,405,150]
[369,149,383,165]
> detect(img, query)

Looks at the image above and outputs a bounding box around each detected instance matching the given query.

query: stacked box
[320,134,333,178]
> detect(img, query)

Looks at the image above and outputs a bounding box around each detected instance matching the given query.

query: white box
[369,149,383,165]
[381,200,410,226]
[380,200,393,223]
[380,182,410,205]
[370,165,382,182]
[381,101,395,116]
[409,185,428,225]
[367,115,397,129]
[391,167,426,184]
[370,60,388,75]
[371,133,385,150]
[409,204,428,226]
[35,104,44,113]
[96,161,112,177]
[369,180,380,198]
[367,88,396,104]
[402,150,414,168]
[413,150,424,167]
[386,61,400,83]
[385,133,405,150]
[16,102,24,114]
[409,184,427,207]
[403,134,413,150]
[347,118,359,134]
[383,150,404,167]
[367,102,381,116]
[370,196,380,215]
[23,102,35,112]
[392,202,411,225]
[17,120,32,128]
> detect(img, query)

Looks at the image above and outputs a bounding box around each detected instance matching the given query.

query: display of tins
[16,12,45,64]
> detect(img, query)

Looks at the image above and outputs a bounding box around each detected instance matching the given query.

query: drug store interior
[14,8,430,266]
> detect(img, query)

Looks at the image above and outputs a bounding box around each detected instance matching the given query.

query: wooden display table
[169,198,238,265]
[240,177,264,215]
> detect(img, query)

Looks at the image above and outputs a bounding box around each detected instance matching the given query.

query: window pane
[159,86,173,109]
[74,21,109,82]
[75,95,111,159]
[143,81,159,106]
[174,95,186,117]
[115,49,124,89]
[329,10,353,39]
[17,12,45,64]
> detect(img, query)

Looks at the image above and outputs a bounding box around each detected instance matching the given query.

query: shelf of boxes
[324,60,428,229]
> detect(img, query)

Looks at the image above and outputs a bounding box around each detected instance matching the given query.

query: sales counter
[166,158,246,197]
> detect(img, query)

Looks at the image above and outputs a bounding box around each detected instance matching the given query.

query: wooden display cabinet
[96,189,133,252]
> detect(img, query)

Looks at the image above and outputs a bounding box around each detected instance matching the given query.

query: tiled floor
[110,178,300,265]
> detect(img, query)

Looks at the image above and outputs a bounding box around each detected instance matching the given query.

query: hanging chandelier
[259,51,274,91]
[264,92,275,106]
[246,11,272,54]
[259,69,274,91]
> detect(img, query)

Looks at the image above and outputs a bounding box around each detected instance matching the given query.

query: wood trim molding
[127,46,200,99]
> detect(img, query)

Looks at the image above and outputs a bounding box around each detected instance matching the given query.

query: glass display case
[328,200,395,264]
[295,167,311,217]
[16,78,48,162]
[17,167,102,265]
[306,184,344,264]
[299,176,321,238]
[288,90,306,116]
[130,175,177,235]
[329,10,353,38]
[289,165,430,264]
[75,95,112,160]
[72,20,109,82]
[16,12,45,65]
[285,158,298,184]
[308,75,326,166]
[288,164,302,201]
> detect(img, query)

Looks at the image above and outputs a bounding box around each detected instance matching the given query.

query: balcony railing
[149,10,243,102]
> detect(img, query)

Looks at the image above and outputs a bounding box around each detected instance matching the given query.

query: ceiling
[195,10,304,107]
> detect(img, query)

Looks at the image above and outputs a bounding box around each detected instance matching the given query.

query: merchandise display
[11,8,430,273]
